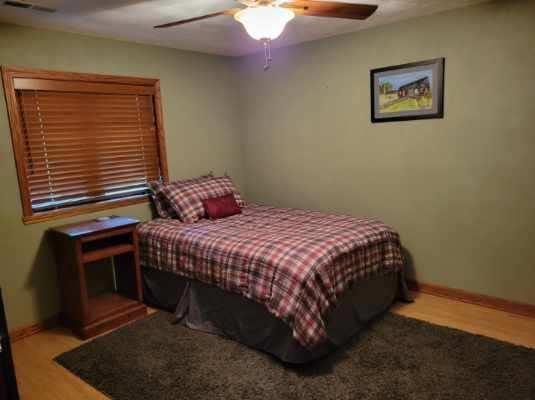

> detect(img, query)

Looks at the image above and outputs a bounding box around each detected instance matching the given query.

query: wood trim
[153,80,169,183]
[1,65,169,224]
[2,66,33,218]
[13,78,155,95]
[23,195,149,224]
[4,66,159,87]
[11,281,535,342]
[407,280,535,319]
[9,314,59,343]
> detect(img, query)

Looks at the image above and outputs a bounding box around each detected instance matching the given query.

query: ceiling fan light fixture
[234,5,295,41]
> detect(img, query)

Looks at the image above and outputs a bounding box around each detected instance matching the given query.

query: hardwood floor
[392,292,535,348]
[12,293,535,400]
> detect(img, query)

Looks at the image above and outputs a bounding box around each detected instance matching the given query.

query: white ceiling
[0,0,489,56]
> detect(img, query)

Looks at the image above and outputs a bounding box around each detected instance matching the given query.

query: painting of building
[375,68,434,115]
[371,58,445,122]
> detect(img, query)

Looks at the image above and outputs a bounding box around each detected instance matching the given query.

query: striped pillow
[149,173,213,219]
[162,175,245,223]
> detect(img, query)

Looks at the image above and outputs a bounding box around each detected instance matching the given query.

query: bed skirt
[142,267,411,364]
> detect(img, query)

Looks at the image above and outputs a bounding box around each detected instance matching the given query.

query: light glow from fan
[234,5,295,41]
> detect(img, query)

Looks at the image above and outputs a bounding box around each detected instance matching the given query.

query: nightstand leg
[111,257,118,292]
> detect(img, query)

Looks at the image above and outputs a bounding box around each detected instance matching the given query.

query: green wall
[237,0,535,305]
[0,24,243,329]
[2,0,535,331]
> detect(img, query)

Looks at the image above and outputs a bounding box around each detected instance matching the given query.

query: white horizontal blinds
[17,89,162,212]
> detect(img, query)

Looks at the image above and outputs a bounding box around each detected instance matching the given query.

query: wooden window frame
[1,66,169,224]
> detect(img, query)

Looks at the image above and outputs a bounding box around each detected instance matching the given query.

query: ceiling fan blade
[282,1,377,20]
[154,8,241,28]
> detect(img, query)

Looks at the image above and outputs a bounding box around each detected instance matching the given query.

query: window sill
[22,195,149,225]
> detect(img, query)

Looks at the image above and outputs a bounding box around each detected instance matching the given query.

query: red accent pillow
[202,193,242,220]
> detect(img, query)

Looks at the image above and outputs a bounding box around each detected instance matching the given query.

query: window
[2,66,168,224]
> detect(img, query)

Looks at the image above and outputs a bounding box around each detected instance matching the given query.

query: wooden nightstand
[50,216,147,339]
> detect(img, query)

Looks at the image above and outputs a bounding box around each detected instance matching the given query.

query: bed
[138,203,410,363]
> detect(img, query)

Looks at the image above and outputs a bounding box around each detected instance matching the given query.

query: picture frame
[370,58,445,123]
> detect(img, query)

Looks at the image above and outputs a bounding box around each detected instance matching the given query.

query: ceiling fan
[155,0,378,70]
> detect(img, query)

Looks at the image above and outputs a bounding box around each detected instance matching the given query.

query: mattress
[138,204,405,349]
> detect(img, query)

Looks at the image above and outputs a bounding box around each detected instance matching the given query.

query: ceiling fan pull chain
[263,39,272,71]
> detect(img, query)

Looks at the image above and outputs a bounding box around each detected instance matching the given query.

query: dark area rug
[55,312,535,400]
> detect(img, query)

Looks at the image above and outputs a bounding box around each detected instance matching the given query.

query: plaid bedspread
[138,204,404,348]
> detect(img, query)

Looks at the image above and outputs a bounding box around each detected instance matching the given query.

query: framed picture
[370,58,445,123]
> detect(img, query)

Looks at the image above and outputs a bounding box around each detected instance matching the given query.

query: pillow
[162,175,245,223]
[202,193,242,220]
[148,173,213,219]
[148,180,176,219]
